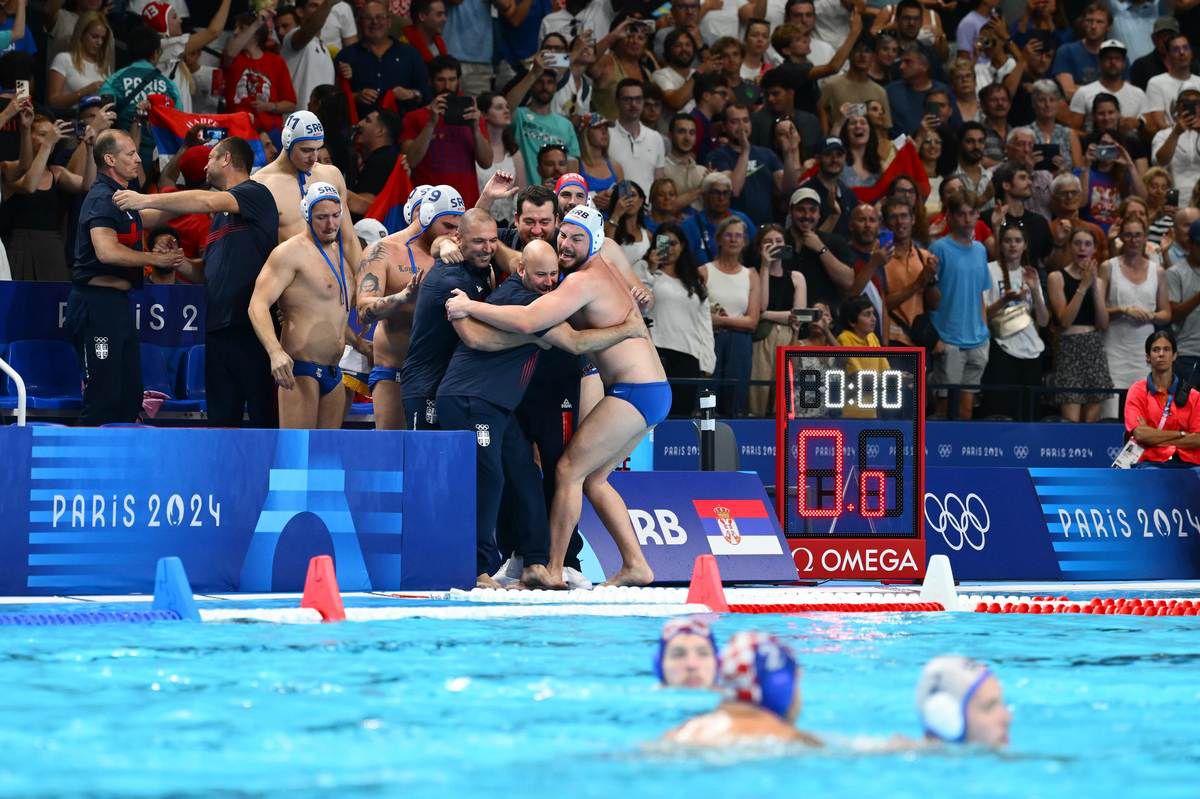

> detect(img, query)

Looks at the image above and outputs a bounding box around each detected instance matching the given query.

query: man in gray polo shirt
[1166,219,1200,382]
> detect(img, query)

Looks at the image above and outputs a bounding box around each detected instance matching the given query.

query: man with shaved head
[436,238,647,588]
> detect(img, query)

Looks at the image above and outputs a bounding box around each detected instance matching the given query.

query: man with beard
[652,28,701,114]
[508,53,581,185]
[1068,40,1146,133]
[437,236,646,588]
[446,205,666,588]
[955,123,994,209]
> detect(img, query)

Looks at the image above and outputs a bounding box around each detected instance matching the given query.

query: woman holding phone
[840,114,881,189]
[1142,167,1177,248]
[637,223,714,418]
[609,179,652,267]
[704,216,760,417]
[1030,79,1081,171]
[748,224,806,417]
[1048,227,1112,422]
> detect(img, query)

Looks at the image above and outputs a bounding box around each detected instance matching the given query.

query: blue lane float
[0,556,197,626]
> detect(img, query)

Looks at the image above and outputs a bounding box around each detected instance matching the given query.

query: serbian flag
[365,154,415,234]
[793,136,930,206]
[692,499,784,556]
[146,95,267,168]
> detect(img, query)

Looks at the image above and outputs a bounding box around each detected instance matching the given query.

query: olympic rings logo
[923,492,990,551]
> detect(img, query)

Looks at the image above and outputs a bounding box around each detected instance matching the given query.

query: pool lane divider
[0,556,199,626]
[974,597,1200,616]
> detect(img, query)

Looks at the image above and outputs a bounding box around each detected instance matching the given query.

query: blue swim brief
[369,365,400,392]
[292,360,344,396]
[606,381,672,426]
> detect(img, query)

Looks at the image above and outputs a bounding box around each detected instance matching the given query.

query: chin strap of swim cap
[720,632,798,719]
[653,617,717,683]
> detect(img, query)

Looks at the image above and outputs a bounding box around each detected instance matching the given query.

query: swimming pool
[0,603,1195,798]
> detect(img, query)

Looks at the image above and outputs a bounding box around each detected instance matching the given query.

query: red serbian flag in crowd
[797,136,929,205]
[146,95,267,168]
[693,499,784,556]
[365,155,416,234]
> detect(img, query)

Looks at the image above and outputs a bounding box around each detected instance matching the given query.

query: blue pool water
[0,605,1197,798]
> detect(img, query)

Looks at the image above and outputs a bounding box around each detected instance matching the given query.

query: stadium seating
[3,340,82,410]
[140,343,203,412]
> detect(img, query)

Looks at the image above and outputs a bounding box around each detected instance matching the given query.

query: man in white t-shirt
[1067,40,1146,132]
[319,0,357,57]
[812,0,852,52]
[1145,34,1200,135]
[275,0,339,110]
[1152,88,1200,204]
[651,29,698,114]
[141,0,229,114]
[608,78,666,196]
[699,0,749,48]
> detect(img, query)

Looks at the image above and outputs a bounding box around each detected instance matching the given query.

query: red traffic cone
[686,554,729,612]
[300,555,346,622]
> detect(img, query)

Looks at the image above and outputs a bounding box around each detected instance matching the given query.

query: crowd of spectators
[2,0,1200,422]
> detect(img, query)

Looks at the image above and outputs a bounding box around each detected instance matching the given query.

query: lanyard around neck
[312,230,347,308]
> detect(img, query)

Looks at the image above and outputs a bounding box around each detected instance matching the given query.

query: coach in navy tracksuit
[68,130,184,425]
[397,216,484,430]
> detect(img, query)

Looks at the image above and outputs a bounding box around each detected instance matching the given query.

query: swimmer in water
[661,631,821,745]
[655,617,719,689]
[916,656,1011,748]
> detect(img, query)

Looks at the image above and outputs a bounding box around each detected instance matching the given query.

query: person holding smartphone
[748,224,805,417]
[400,55,492,207]
[1151,89,1200,209]
[636,222,713,418]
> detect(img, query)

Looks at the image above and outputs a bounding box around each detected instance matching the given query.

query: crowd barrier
[0,426,476,595]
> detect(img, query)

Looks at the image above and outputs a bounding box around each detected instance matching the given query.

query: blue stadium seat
[0,344,13,410]
[142,344,202,412]
[185,345,205,400]
[5,340,82,410]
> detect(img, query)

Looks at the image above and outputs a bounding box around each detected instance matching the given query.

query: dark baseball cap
[816,136,846,155]
[1153,16,1181,36]
[78,94,105,113]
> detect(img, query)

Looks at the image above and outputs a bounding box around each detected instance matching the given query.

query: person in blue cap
[654,617,719,689]
[915,656,1011,748]
[248,181,357,428]
[662,631,821,744]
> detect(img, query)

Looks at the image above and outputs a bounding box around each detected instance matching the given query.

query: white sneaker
[563,567,593,590]
[491,555,524,587]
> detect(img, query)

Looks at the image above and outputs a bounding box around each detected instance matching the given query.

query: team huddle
[113,109,671,590]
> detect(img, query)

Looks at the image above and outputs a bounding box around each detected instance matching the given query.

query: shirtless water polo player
[248,182,356,428]
[446,205,669,587]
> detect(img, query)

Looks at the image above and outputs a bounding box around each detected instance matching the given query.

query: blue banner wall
[654,420,1124,481]
[0,281,205,348]
[0,427,475,594]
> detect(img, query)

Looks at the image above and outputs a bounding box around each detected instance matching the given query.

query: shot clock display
[775,347,926,579]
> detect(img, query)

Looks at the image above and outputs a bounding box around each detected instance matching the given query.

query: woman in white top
[474,92,526,225]
[704,216,760,416]
[980,226,1049,420]
[608,180,651,267]
[749,223,805,417]
[46,11,111,112]
[636,222,714,417]
[1101,215,1170,417]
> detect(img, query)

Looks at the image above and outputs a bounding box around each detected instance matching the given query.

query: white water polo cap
[403,184,433,226]
[301,181,341,222]
[561,205,604,258]
[282,111,325,152]
[916,656,993,742]
[417,185,466,228]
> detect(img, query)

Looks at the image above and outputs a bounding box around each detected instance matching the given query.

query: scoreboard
[775,347,926,579]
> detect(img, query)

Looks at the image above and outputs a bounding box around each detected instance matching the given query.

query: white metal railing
[0,354,26,426]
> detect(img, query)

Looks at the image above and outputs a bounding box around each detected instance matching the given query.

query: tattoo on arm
[359,272,381,296]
